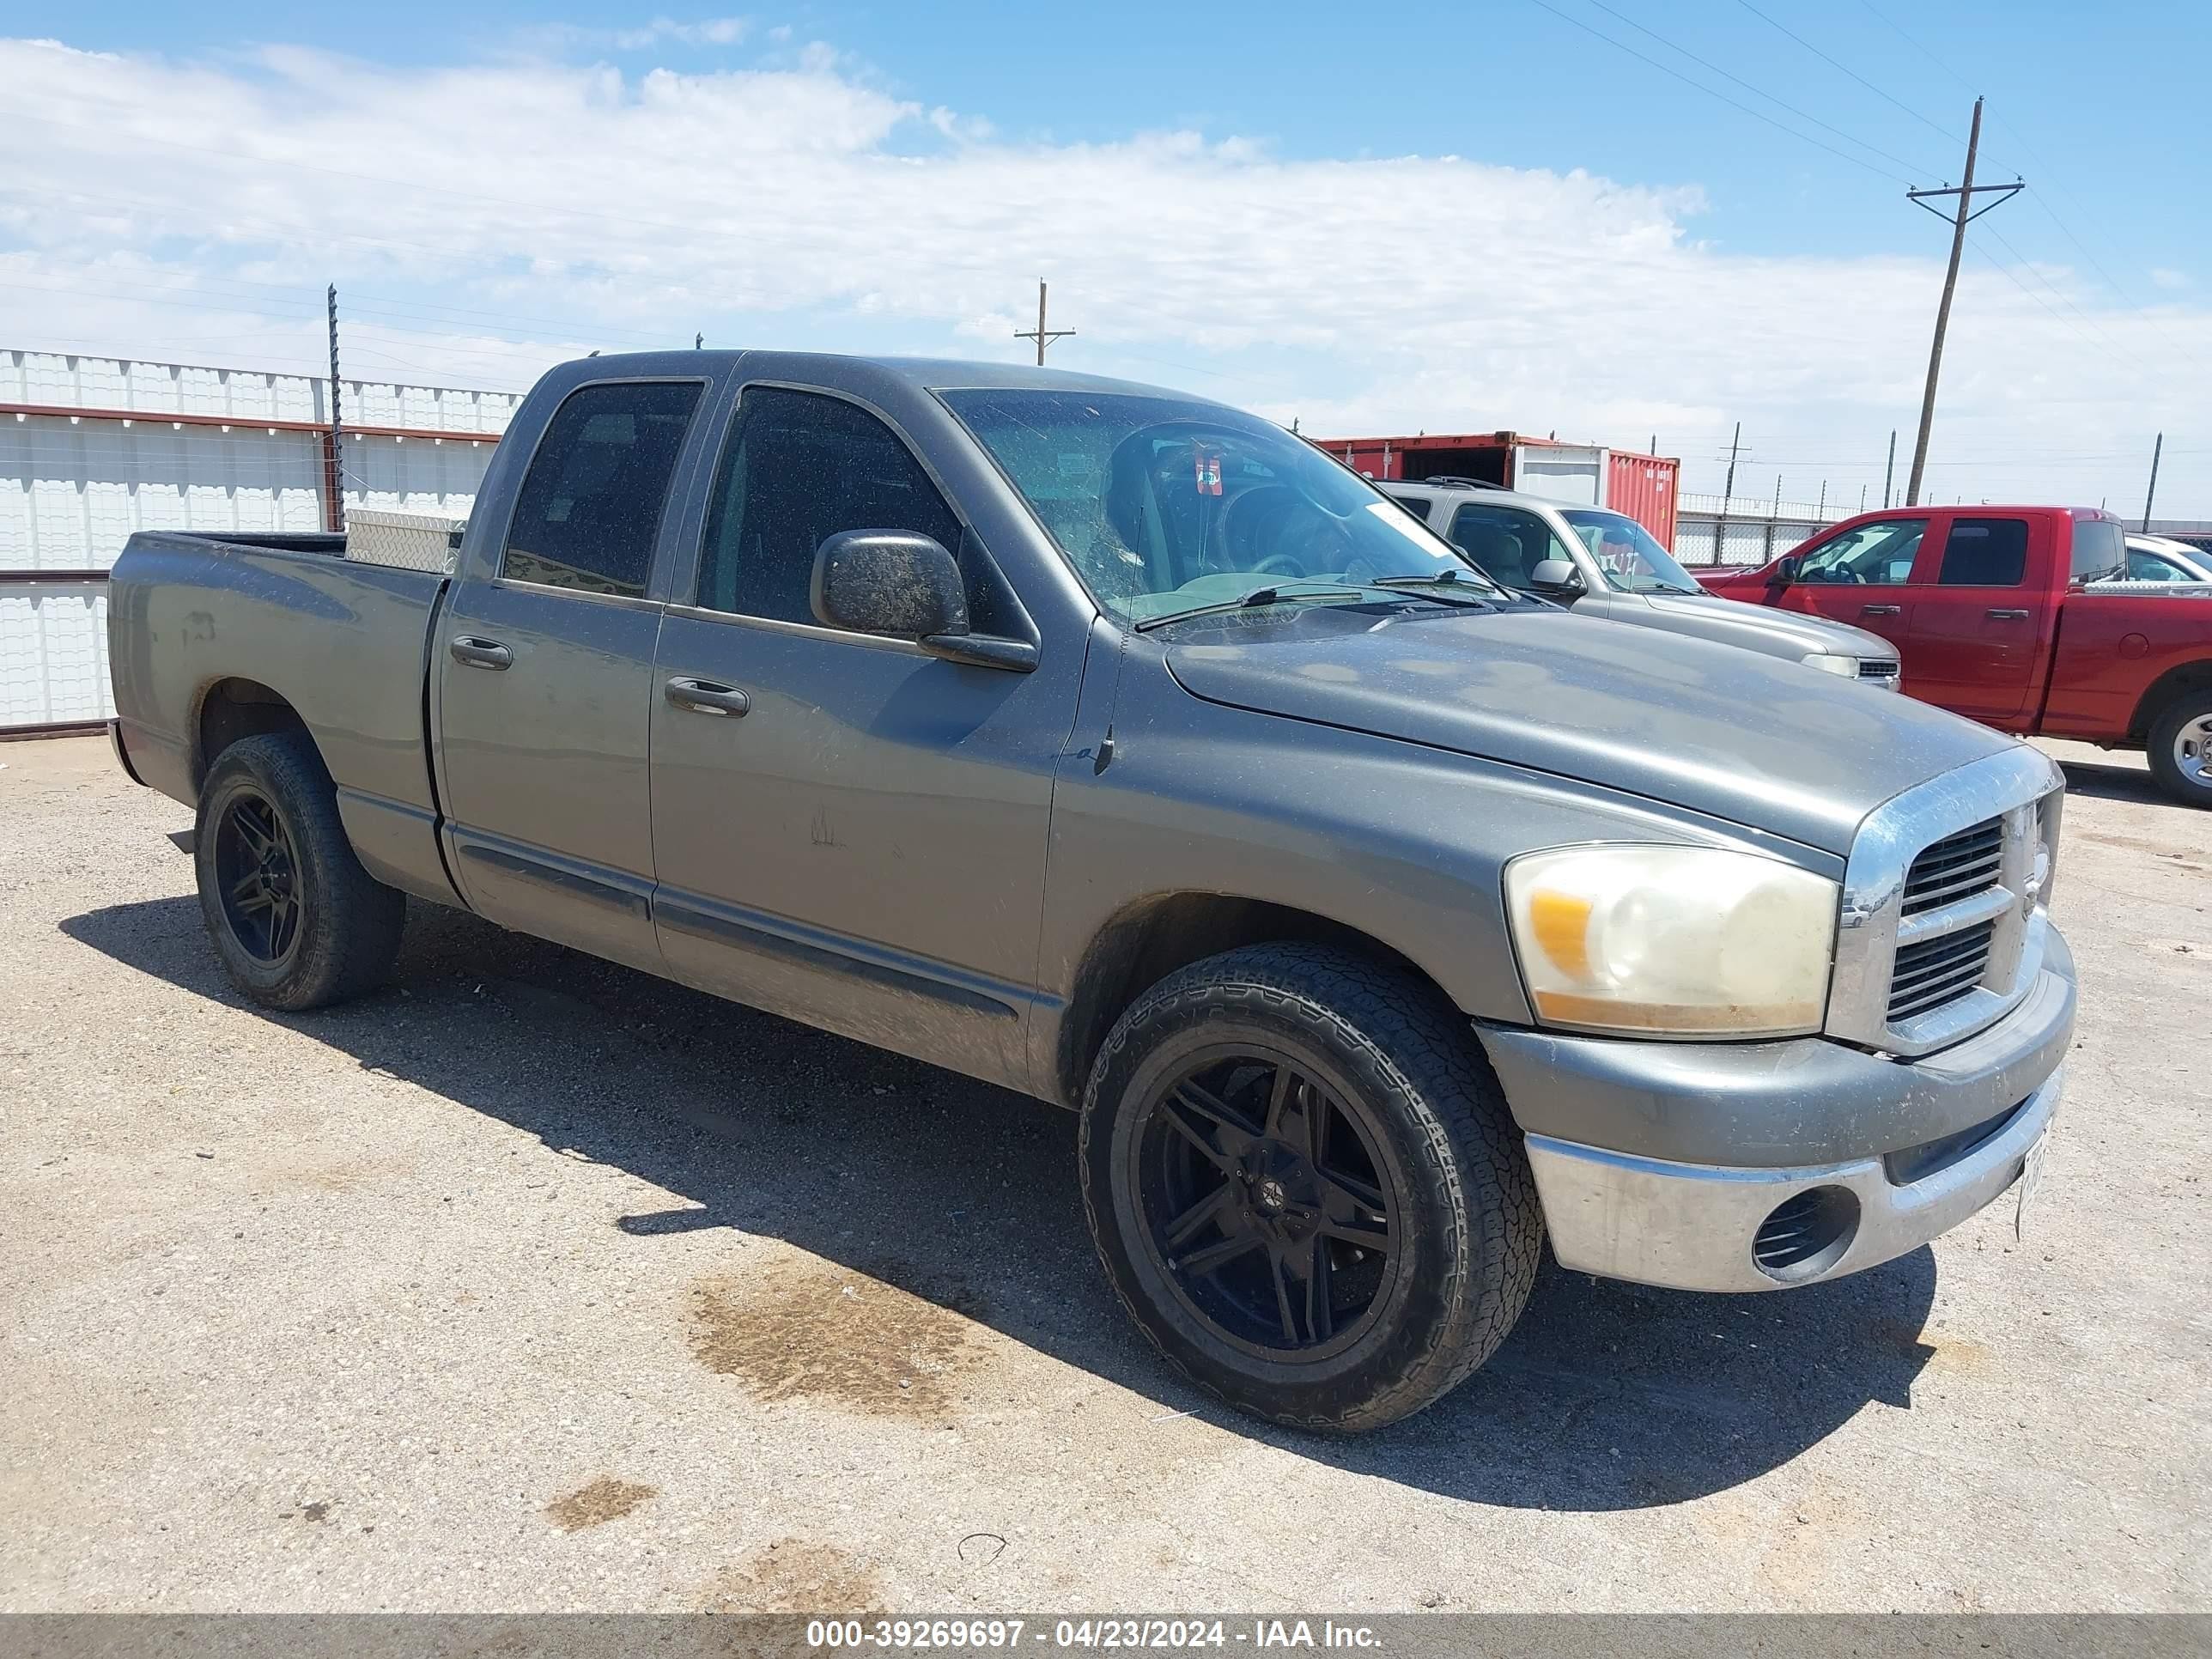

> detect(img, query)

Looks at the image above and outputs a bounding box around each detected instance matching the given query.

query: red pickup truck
[1701,505,2212,806]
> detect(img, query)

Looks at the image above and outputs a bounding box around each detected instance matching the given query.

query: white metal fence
[1,348,511,732]
[1674,490,1853,567]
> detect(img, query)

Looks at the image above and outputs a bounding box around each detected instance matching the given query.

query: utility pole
[1904,98,2021,507]
[2142,433,2163,531]
[1013,279,1074,365]
[1883,429,1897,508]
[325,283,344,533]
[1716,421,1743,563]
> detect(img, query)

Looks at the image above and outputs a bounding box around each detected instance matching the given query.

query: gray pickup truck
[107,350,2075,1432]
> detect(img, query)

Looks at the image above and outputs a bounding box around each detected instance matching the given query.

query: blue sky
[3,1,2208,511]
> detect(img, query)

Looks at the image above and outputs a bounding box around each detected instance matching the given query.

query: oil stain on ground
[703,1537,887,1613]
[688,1252,988,1419]
[545,1476,658,1531]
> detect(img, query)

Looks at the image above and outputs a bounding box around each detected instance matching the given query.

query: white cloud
[2150,267,2189,291]
[550,16,751,50]
[3,33,2208,513]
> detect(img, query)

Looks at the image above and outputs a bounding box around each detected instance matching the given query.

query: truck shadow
[2054,757,2170,807]
[62,894,1939,1514]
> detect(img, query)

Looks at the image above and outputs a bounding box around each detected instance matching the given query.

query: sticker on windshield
[1194,447,1224,496]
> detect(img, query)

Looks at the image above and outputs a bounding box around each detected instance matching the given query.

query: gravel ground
[1,733,2205,1613]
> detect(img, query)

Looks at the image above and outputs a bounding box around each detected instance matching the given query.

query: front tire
[1079,943,1541,1433]
[193,732,406,1010]
[2147,690,2212,808]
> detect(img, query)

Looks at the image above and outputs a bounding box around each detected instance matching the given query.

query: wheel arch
[2129,657,2212,743]
[191,677,319,792]
[1053,892,1455,1109]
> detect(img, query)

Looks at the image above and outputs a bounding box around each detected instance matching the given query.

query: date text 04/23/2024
[802,1619,1384,1650]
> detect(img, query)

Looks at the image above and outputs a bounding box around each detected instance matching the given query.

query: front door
[434,376,709,971]
[1903,513,2048,726]
[647,385,1063,1091]
[1775,514,1929,654]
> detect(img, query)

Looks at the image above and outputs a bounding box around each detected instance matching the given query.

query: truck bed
[106,529,458,907]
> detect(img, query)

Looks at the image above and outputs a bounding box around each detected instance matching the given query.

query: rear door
[1774,515,1929,654]
[1903,513,2048,726]
[433,375,714,971]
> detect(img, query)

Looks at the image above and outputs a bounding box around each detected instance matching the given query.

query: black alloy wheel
[1133,1048,1400,1361]
[212,788,305,963]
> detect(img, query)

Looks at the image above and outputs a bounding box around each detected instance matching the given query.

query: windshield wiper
[1369,571,1506,605]
[1133,583,1370,632]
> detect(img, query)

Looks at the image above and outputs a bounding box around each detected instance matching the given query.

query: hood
[1634,590,1898,659]
[1162,606,2016,854]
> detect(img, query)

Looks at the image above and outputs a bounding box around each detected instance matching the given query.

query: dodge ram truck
[106,351,2076,1432]
[1700,504,2212,806]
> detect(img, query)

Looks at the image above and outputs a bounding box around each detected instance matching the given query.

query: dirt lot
[2,734,2205,1613]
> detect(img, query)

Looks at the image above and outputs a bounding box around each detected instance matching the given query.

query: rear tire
[2147,690,2212,808]
[1079,943,1542,1433]
[193,732,406,1010]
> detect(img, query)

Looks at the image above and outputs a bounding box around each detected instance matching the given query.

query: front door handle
[450,635,513,670]
[1985,607,2031,621]
[1860,604,1902,617]
[665,677,751,718]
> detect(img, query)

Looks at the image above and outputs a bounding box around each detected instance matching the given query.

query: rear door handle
[449,636,513,670]
[1985,607,2031,621]
[665,677,751,718]
[1860,604,1902,617]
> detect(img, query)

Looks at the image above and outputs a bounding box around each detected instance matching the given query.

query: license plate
[2014,1133,2051,1240]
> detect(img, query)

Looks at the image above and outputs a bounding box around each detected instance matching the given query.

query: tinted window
[2069,518,2125,582]
[1936,518,2029,586]
[697,388,963,627]
[1796,519,1926,586]
[1384,490,1434,526]
[1446,504,1576,588]
[501,381,703,598]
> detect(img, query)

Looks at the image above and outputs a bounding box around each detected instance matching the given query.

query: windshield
[939,389,1498,624]
[1560,509,1701,594]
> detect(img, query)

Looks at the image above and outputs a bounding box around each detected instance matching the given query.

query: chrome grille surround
[1828,745,2064,1057]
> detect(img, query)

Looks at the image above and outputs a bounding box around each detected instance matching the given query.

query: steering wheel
[1218,484,1306,568]
[1249,551,1307,579]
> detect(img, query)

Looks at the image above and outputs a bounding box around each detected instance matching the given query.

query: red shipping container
[1312,430,1680,550]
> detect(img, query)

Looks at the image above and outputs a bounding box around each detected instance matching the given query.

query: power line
[1581,0,1940,178]
[1731,0,1967,155]
[1522,0,1914,183]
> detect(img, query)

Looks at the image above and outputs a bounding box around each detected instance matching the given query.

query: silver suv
[1386,479,1902,688]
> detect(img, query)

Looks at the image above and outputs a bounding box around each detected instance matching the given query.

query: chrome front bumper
[1527,1065,2060,1292]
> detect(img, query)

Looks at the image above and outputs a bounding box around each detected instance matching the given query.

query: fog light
[1753,1186,1859,1284]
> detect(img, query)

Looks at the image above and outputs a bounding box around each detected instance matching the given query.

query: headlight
[1504,846,1838,1037]
[1800,652,1859,678]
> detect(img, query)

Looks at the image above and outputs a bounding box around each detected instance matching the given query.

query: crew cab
[1701,505,2212,806]
[107,352,2075,1432]
[1384,479,1901,686]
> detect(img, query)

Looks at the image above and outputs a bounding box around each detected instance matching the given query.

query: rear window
[1936,518,2029,586]
[2069,518,2126,583]
[501,380,704,598]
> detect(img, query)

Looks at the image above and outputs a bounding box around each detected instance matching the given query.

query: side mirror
[811,530,969,640]
[1769,554,1802,588]
[1528,558,1583,594]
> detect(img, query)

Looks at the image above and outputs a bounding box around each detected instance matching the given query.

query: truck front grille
[1900,817,2004,916]
[1857,659,1901,683]
[1828,748,2059,1058]
[1888,921,1996,1022]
